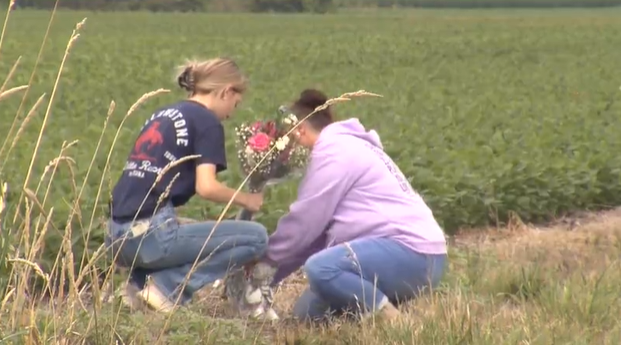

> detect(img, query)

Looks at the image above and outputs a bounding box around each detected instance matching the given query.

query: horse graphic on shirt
[130,121,164,162]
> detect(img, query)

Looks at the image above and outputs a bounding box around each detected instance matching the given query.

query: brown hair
[176,58,248,95]
[291,89,333,130]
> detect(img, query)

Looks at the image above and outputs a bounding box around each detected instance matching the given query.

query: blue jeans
[105,205,268,305]
[292,237,446,321]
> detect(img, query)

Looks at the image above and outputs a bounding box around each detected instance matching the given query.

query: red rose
[248,132,271,152]
[263,121,277,138]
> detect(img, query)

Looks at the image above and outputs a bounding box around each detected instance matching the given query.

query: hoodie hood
[320,118,383,149]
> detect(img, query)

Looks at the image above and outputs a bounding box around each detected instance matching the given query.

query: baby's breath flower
[274,136,289,151]
[282,113,298,126]
[245,145,254,156]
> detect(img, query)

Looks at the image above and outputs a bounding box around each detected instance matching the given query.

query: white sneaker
[138,281,176,314]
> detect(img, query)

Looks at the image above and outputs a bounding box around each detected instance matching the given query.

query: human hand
[242,192,264,213]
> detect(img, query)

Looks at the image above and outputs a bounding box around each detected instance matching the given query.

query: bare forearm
[199,180,248,208]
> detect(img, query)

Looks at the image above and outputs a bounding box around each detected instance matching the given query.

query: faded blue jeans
[105,204,268,305]
[292,237,446,321]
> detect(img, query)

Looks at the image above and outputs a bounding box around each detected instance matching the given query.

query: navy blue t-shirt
[110,100,226,222]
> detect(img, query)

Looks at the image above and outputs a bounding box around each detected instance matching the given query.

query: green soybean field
[1,8,621,345]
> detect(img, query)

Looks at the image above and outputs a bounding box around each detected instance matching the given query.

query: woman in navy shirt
[107,58,266,313]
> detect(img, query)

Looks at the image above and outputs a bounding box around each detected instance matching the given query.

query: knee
[244,221,268,254]
[292,289,331,322]
[303,252,338,285]
[292,302,326,323]
[292,305,311,321]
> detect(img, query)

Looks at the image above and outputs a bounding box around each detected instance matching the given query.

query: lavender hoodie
[267,119,447,283]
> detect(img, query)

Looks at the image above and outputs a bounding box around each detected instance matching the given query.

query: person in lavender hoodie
[258,89,448,322]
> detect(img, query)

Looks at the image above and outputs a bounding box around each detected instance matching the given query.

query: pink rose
[248,132,271,152]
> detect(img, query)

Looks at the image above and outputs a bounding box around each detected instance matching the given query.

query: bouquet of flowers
[234,105,309,193]
[222,106,309,320]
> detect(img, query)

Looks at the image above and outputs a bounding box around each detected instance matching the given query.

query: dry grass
[4,205,618,344]
[1,6,620,345]
[266,210,621,343]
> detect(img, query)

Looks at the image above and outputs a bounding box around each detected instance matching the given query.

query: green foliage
[250,0,335,12]
[131,0,206,12]
[343,0,621,7]
[301,0,335,13]
[15,0,621,11]
[17,0,208,12]
[1,10,621,283]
